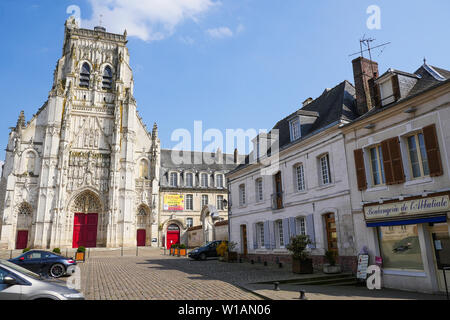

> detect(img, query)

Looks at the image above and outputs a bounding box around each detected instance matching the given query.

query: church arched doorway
[166,224,180,249]
[71,191,102,248]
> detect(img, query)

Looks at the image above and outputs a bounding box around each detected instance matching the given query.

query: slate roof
[230,80,358,173]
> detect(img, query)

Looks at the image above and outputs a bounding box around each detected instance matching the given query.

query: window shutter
[381,137,405,185]
[354,149,367,191]
[253,223,258,249]
[282,218,290,246]
[264,221,270,249]
[392,75,401,101]
[423,124,443,177]
[289,217,297,239]
[269,221,276,249]
[388,137,405,184]
[306,214,316,249]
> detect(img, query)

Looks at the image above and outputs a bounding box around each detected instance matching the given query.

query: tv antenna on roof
[349,36,391,60]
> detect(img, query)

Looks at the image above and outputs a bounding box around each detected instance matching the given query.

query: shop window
[378,225,424,271]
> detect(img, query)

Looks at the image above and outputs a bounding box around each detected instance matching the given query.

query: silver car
[0,259,84,300]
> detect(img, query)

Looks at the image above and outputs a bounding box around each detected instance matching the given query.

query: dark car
[9,250,76,278]
[188,240,227,261]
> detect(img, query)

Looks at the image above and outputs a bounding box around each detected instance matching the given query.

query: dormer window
[289,118,301,141]
[102,66,113,90]
[80,63,91,88]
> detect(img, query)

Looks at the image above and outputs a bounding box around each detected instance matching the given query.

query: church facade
[0,18,161,250]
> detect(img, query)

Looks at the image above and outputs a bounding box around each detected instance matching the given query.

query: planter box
[292,258,313,274]
[179,249,187,256]
[75,251,85,262]
[228,252,238,262]
[174,249,179,256]
[170,248,174,255]
[323,264,342,274]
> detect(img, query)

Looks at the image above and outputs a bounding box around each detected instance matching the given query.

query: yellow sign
[364,195,450,221]
[164,194,184,211]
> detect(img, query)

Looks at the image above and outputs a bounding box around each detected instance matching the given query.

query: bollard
[263,261,268,267]
[251,259,254,265]
[279,262,283,268]
[136,246,139,257]
[299,290,307,300]
[10,250,12,259]
[239,258,242,263]
[273,282,280,291]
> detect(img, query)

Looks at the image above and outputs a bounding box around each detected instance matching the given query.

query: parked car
[188,240,227,260]
[9,250,76,278]
[392,236,421,254]
[0,259,84,300]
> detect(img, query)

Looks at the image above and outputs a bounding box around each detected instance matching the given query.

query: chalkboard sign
[357,254,370,280]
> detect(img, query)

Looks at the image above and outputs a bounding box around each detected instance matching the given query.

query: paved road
[75,250,299,300]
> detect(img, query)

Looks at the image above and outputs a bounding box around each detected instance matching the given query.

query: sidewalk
[242,282,448,300]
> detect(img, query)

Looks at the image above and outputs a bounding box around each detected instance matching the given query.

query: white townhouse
[227,81,360,272]
[343,57,450,293]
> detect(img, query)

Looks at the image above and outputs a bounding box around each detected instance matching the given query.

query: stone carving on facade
[70,191,102,214]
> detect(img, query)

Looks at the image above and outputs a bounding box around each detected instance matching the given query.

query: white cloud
[206,27,233,39]
[82,0,218,41]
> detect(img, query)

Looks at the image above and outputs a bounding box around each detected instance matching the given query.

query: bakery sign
[364,195,450,221]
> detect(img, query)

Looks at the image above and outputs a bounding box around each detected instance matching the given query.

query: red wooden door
[166,225,180,249]
[137,229,146,247]
[16,230,28,250]
[73,213,98,248]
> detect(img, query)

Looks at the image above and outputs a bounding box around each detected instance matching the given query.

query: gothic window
[25,152,36,174]
[139,159,149,179]
[137,205,149,225]
[138,206,148,216]
[18,202,32,215]
[80,63,91,88]
[102,66,113,90]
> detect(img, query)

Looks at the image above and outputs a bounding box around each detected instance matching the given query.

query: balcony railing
[271,192,284,210]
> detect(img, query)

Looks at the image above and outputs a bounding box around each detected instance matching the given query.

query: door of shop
[72,213,98,248]
[16,230,28,250]
[430,222,450,293]
[166,224,180,249]
[325,213,338,255]
[137,229,146,247]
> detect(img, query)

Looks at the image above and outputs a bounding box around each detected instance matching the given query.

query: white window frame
[319,154,331,185]
[217,195,224,210]
[186,218,194,228]
[406,132,430,179]
[276,220,285,248]
[296,217,307,236]
[201,195,209,207]
[257,222,265,248]
[368,145,386,186]
[185,172,194,187]
[294,163,306,192]
[255,178,263,202]
[201,173,209,188]
[289,117,301,141]
[185,194,194,211]
[169,172,178,187]
[239,184,246,207]
[216,174,224,188]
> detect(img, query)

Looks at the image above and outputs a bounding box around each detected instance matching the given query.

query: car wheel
[200,253,206,261]
[49,263,66,278]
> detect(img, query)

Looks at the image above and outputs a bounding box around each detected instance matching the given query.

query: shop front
[363,192,450,293]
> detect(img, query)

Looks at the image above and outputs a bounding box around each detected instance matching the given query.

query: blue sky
[0,0,449,159]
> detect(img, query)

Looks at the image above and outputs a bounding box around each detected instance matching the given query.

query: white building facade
[0,18,161,250]
[227,81,360,271]
[344,58,450,293]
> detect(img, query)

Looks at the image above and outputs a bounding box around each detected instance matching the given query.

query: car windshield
[0,259,41,280]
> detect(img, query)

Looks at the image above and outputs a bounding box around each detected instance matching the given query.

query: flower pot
[174,249,179,256]
[170,248,174,255]
[228,252,238,262]
[180,249,187,256]
[292,258,313,274]
[323,264,342,274]
[75,251,85,262]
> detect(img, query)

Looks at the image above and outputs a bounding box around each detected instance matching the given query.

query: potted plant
[179,244,187,256]
[216,241,228,262]
[286,235,314,274]
[53,248,61,254]
[75,246,86,262]
[323,250,342,274]
[227,242,238,262]
[173,244,179,256]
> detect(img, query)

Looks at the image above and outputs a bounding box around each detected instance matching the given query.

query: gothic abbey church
[0,17,161,250]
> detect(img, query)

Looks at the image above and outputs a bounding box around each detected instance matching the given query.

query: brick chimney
[352,57,379,115]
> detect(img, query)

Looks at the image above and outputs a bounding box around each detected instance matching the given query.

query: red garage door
[16,230,28,250]
[73,213,98,248]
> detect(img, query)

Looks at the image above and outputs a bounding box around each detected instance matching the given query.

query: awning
[366,215,448,228]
